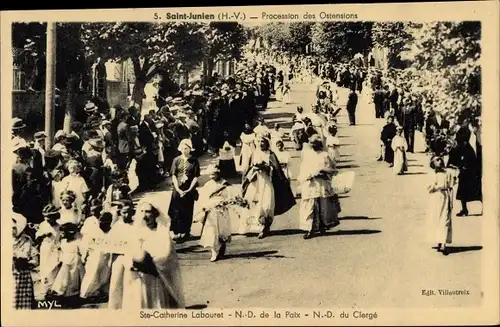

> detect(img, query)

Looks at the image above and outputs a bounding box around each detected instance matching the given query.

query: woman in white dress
[239,124,256,173]
[79,212,113,301]
[108,198,185,309]
[194,165,240,262]
[298,135,340,239]
[35,205,61,298]
[242,134,296,239]
[391,126,408,175]
[274,140,292,181]
[308,105,328,146]
[427,156,457,255]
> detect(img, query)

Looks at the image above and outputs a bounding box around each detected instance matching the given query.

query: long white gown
[427,169,456,244]
[108,212,184,309]
[243,149,276,231]
[79,222,112,298]
[51,238,85,297]
[391,135,408,175]
[36,222,61,296]
[239,132,256,173]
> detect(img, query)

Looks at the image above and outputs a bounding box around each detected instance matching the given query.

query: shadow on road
[262,112,295,120]
[270,229,304,236]
[223,250,288,260]
[324,229,381,236]
[186,304,209,310]
[337,164,360,169]
[339,216,382,221]
[404,172,427,175]
[445,246,483,254]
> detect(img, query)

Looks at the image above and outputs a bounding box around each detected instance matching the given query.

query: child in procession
[35,204,62,299]
[218,133,237,179]
[50,216,85,307]
[195,165,248,262]
[325,124,341,165]
[59,190,81,226]
[80,212,113,302]
[427,156,457,255]
[274,140,292,181]
[391,126,409,175]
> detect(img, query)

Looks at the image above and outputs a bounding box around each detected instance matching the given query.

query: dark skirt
[384,142,394,164]
[14,270,35,309]
[219,159,237,179]
[457,171,482,202]
[168,189,197,235]
[311,196,340,232]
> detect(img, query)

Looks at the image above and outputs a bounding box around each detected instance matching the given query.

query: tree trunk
[203,57,215,86]
[131,78,146,109]
[63,75,78,134]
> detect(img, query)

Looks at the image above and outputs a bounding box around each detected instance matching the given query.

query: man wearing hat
[31,131,48,173]
[85,102,102,129]
[12,117,27,146]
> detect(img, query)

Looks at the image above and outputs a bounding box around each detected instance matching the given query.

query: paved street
[90,82,483,309]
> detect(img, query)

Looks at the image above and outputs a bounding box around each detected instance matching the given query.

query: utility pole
[44,22,56,150]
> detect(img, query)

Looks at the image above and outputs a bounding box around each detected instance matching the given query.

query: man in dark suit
[138,114,159,190]
[116,111,133,170]
[400,98,418,153]
[346,88,359,126]
[389,86,399,112]
[372,87,385,119]
[425,109,450,154]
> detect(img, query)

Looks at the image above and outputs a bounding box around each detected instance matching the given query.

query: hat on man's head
[88,138,105,150]
[85,102,98,113]
[34,131,47,140]
[165,96,174,104]
[171,97,184,105]
[13,138,28,153]
[12,118,26,130]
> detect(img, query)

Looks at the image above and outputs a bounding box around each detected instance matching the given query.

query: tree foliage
[311,22,373,62]
[255,22,313,55]
[372,22,418,69]
[400,21,481,119]
[81,22,207,82]
[205,22,248,61]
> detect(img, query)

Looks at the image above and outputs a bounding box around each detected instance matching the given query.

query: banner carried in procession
[85,234,140,255]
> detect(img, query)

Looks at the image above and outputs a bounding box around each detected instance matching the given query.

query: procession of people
[11,50,483,310]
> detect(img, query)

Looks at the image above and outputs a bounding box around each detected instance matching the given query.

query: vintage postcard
[1,2,499,326]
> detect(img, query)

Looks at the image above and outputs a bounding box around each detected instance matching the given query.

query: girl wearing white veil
[108,197,185,309]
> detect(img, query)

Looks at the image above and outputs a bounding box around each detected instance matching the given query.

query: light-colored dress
[51,238,85,297]
[196,180,235,250]
[239,132,256,173]
[275,150,292,180]
[60,174,89,212]
[253,125,269,138]
[107,219,136,308]
[79,220,112,298]
[427,169,456,244]
[391,135,408,175]
[298,150,339,231]
[243,149,276,231]
[110,224,185,309]
[309,113,327,145]
[35,221,61,296]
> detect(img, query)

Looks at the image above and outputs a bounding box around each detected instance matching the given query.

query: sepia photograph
[1,3,499,326]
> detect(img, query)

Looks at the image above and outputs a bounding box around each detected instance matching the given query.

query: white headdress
[177,138,194,152]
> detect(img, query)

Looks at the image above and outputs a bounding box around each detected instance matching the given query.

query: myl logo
[36,300,62,309]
